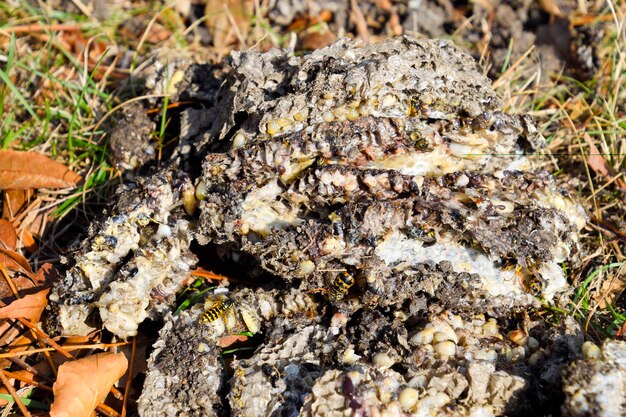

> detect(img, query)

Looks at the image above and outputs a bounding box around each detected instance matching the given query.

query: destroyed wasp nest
[49,36,594,415]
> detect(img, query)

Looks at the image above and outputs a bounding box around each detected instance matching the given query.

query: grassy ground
[0,0,625,412]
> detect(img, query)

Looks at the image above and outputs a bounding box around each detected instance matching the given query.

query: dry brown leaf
[0,219,17,250]
[20,198,48,239]
[0,275,37,301]
[584,134,626,191]
[0,247,36,279]
[36,263,59,286]
[50,352,128,417]
[205,0,252,53]
[298,30,337,50]
[0,333,38,369]
[2,189,33,220]
[217,334,249,347]
[17,228,37,253]
[0,150,82,190]
[0,289,49,321]
[0,370,41,406]
[595,267,626,308]
[145,22,172,44]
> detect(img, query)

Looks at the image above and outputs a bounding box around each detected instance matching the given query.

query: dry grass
[490,2,626,337]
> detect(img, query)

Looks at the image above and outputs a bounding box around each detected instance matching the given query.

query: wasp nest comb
[49,36,593,416]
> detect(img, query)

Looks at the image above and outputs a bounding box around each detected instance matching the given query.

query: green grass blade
[67,49,108,159]
[0,393,50,410]
[0,34,38,120]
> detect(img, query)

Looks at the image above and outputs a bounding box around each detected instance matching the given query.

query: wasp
[410,131,430,151]
[511,264,544,296]
[527,276,544,295]
[328,272,355,302]
[407,226,436,245]
[200,297,235,324]
[91,234,118,251]
[261,364,281,387]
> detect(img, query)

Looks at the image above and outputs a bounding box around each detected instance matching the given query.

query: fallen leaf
[205,0,252,53]
[0,289,50,321]
[0,219,17,250]
[0,247,36,279]
[217,334,249,347]
[36,263,59,286]
[50,352,128,417]
[0,275,37,301]
[595,266,626,308]
[0,370,39,405]
[144,22,171,44]
[0,150,82,190]
[298,30,337,50]
[16,228,37,253]
[20,198,48,239]
[584,134,626,191]
[286,12,332,33]
[2,189,33,220]
[0,331,38,369]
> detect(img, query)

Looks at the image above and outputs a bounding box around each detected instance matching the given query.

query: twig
[189,268,230,282]
[37,335,58,377]
[0,367,32,417]
[0,263,20,299]
[0,23,82,35]
[69,0,92,18]
[492,45,535,89]
[2,370,53,393]
[223,4,246,46]
[110,386,125,401]
[88,94,167,144]
[6,357,49,383]
[0,342,129,359]
[350,0,370,44]
[146,100,195,115]
[120,337,136,417]
[96,403,121,417]
[15,319,73,359]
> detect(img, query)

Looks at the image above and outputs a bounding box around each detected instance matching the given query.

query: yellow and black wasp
[511,264,544,296]
[327,271,355,303]
[307,271,356,303]
[200,297,235,324]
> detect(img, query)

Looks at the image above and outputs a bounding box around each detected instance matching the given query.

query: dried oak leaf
[36,263,59,286]
[585,134,626,191]
[50,352,128,417]
[2,189,33,220]
[0,247,36,279]
[0,288,49,321]
[0,219,17,250]
[0,150,82,190]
